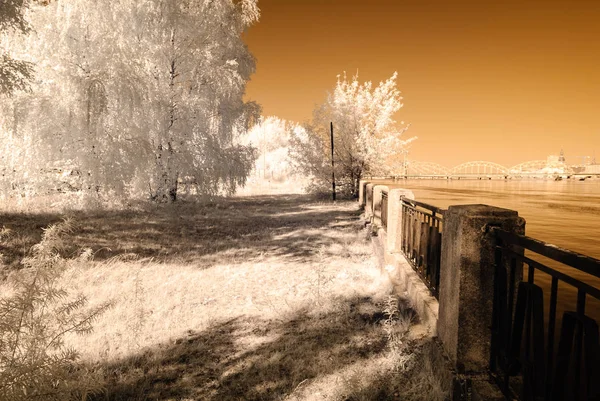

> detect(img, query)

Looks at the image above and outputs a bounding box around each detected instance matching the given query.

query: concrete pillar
[437,205,525,374]
[387,188,415,254]
[358,180,368,207]
[364,183,376,220]
[372,185,389,227]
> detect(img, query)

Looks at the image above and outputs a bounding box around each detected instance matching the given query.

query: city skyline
[243,0,600,167]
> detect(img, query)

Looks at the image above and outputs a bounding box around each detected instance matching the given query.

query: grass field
[0,195,445,400]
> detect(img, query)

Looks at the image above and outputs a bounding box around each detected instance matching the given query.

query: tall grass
[0,196,449,400]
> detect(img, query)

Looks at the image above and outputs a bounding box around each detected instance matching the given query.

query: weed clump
[0,221,111,401]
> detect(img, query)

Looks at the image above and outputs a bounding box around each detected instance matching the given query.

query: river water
[372,178,600,322]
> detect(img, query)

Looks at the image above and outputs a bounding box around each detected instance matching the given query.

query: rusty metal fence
[490,227,600,401]
[400,197,445,299]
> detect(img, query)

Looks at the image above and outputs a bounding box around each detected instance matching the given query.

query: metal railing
[490,227,600,401]
[381,192,388,229]
[400,198,445,299]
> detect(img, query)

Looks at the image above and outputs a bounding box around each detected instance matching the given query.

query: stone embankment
[361,181,526,400]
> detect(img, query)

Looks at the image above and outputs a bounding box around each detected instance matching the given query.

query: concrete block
[387,188,415,254]
[365,183,376,219]
[358,180,369,207]
[437,204,526,373]
[372,185,389,227]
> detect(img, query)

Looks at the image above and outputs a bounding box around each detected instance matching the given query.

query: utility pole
[330,122,336,201]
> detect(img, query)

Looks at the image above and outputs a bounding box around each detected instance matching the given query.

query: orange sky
[243,0,600,168]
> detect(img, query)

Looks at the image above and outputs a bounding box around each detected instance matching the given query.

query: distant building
[583,164,600,174]
[547,155,560,165]
[540,150,568,175]
[547,150,566,165]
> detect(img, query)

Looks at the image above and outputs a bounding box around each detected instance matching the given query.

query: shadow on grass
[89,296,391,401]
[0,194,363,269]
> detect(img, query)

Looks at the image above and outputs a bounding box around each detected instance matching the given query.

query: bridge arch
[450,161,509,176]
[405,161,450,176]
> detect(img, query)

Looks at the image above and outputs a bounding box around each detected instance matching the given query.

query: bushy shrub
[0,221,111,401]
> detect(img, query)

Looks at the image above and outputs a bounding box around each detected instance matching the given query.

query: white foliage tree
[0,0,260,202]
[240,116,302,181]
[0,0,36,96]
[290,72,415,197]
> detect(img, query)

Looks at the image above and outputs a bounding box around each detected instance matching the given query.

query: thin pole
[330,122,336,201]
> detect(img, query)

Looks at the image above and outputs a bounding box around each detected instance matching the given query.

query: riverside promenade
[361,180,600,401]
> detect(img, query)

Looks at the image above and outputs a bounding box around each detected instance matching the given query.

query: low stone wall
[360,179,524,400]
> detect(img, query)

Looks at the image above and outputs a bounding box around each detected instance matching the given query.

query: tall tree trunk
[152,143,179,202]
[151,27,180,203]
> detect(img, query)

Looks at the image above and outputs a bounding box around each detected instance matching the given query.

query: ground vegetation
[0,195,446,400]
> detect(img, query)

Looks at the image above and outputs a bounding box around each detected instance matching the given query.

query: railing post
[387,189,414,254]
[437,205,525,375]
[364,183,376,220]
[358,179,368,207]
[372,185,389,227]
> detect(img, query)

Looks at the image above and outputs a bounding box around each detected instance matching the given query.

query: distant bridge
[400,160,576,179]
